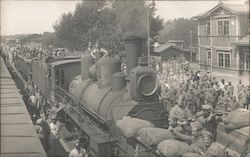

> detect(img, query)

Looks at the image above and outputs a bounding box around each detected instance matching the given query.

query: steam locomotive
[12,36,167,157]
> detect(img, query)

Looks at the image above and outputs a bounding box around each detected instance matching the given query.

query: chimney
[124,36,143,74]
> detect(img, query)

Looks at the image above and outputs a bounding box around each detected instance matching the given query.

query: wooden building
[193,2,249,75]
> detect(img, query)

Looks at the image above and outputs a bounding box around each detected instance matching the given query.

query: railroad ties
[0,57,47,157]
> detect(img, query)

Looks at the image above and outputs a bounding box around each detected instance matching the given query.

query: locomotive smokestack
[124,36,143,74]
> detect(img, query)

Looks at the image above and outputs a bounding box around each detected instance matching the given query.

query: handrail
[54,85,105,124]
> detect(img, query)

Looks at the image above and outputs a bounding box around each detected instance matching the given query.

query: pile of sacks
[116,117,201,157]
[224,108,250,130]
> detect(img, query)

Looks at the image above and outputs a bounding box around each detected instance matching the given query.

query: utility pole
[189,31,192,62]
[147,0,155,67]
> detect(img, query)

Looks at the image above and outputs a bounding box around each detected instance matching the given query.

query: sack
[224,109,250,130]
[182,153,206,157]
[205,143,225,157]
[116,117,154,138]
[157,139,193,157]
[137,128,174,146]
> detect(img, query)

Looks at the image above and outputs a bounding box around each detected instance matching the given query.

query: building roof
[153,43,189,53]
[193,2,249,19]
[231,35,249,46]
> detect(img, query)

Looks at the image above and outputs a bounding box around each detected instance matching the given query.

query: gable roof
[193,2,248,19]
[153,43,189,54]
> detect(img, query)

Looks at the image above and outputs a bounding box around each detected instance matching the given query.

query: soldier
[195,105,216,137]
[168,95,189,133]
[237,79,244,100]
[227,96,243,111]
[228,81,234,97]
[191,130,225,156]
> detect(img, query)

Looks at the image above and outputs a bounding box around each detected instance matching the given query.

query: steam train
[12,36,167,157]
[11,36,249,157]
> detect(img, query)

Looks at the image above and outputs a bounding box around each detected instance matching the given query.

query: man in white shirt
[69,142,88,157]
[29,92,37,116]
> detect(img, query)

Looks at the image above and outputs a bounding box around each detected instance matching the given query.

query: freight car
[14,54,81,102]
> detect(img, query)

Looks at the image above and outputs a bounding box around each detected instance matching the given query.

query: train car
[31,56,81,101]
[14,54,32,81]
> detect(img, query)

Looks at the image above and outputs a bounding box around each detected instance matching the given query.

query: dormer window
[217,19,229,35]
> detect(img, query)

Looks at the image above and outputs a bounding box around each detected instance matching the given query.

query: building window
[217,19,229,35]
[55,69,64,86]
[56,70,60,85]
[207,49,211,64]
[218,52,231,68]
[206,21,210,35]
[218,53,224,67]
[245,53,250,69]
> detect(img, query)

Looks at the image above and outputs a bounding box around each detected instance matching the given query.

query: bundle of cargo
[116,117,154,138]
[137,128,174,146]
[205,142,225,157]
[216,123,250,156]
[157,139,193,157]
[182,152,206,157]
[224,108,250,130]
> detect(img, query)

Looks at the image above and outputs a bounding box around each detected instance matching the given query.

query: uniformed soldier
[195,105,216,137]
[191,130,214,155]
[168,95,188,129]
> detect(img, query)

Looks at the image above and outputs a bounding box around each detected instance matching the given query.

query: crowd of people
[23,81,89,157]
[15,46,67,60]
[155,58,250,156]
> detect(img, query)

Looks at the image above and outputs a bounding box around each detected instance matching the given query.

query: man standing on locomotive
[90,40,108,60]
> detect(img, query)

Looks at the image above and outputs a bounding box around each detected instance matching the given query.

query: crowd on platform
[154,58,250,156]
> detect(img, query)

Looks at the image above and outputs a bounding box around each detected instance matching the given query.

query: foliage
[159,18,198,48]
[53,0,163,53]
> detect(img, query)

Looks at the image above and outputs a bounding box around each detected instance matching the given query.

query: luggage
[157,139,193,157]
[116,117,154,138]
[224,108,250,130]
[137,128,174,146]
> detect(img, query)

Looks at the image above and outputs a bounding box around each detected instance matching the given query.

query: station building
[193,2,249,76]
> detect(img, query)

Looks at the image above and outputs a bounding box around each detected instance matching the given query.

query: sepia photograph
[0,0,249,157]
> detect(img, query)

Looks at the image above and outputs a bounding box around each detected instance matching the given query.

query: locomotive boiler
[67,36,166,157]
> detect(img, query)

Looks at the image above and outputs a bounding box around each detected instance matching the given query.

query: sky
[0,0,246,36]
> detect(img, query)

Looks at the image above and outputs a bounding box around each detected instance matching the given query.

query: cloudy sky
[0,0,246,35]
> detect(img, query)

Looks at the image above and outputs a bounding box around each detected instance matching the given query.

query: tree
[159,18,198,48]
[53,0,163,54]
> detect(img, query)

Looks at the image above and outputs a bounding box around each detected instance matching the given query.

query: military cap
[202,105,212,110]
[201,130,213,139]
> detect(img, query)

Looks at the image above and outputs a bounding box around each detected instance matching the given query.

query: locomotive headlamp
[137,74,157,96]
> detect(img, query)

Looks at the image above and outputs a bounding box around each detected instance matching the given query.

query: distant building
[193,2,249,76]
[152,42,190,61]
[168,40,184,49]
